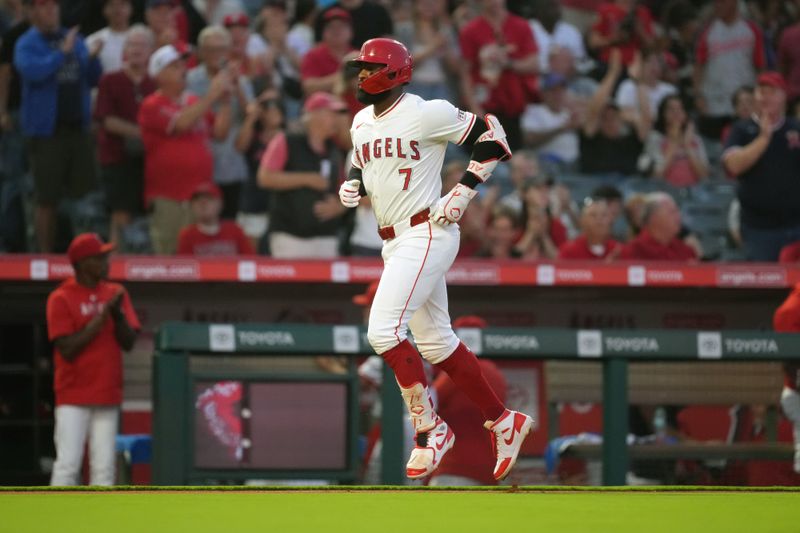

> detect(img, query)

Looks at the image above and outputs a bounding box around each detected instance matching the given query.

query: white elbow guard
[466,114,512,182]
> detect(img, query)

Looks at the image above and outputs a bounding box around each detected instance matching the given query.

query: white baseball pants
[780,387,800,474]
[50,405,119,486]
[367,221,461,364]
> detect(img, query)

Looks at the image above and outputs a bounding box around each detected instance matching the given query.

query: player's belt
[377,208,431,240]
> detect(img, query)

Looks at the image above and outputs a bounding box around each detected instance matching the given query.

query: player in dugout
[338,38,533,481]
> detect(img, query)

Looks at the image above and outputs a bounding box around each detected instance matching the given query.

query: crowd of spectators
[1,0,800,262]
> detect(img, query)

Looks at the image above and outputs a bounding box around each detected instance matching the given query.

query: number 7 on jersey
[399,168,412,191]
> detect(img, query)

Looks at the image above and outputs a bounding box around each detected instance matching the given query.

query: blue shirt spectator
[12,0,102,253]
[14,21,101,137]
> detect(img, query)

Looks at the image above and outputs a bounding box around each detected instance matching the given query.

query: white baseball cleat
[406,416,455,479]
[484,409,534,481]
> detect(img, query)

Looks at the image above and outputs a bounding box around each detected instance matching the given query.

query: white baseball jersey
[350,93,477,228]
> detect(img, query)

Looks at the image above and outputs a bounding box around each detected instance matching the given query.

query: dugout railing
[153,322,800,486]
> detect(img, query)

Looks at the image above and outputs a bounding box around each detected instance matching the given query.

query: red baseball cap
[191,181,222,199]
[223,13,249,27]
[304,91,347,113]
[323,7,352,26]
[757,71,788,92]
[452,315,487,329]
[67,233,115,264]
[353,281,379,306]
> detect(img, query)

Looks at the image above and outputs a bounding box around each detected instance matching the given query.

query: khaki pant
[149,197,193,255]
[269,232,338,259]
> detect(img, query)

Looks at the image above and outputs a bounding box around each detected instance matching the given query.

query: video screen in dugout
[193,380,348,470]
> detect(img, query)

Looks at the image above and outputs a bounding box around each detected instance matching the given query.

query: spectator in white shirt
[287,0,317,59]
[87,0,133,73]
[522,72,581,171]
[529,0,587,74]
[615,50,676,122]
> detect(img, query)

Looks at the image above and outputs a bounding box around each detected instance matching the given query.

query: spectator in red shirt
[177,182,254,256]
[459,0,539,150]
[300,8,354,96]
[429,315,507,486]
[47,233,140,486]
[94,25,157,249]
[588,0,655,67]
[559,198,621,260]
[137,44,233,254]
[620,192,697,261]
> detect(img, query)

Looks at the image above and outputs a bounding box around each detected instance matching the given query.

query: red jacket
[558,235,621,260]
[619,230,697,261]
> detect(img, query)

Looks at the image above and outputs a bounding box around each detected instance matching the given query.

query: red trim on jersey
[457,113,477,145]
[375,93,406,120]
[393,222,433,344]
[746,20,767,69]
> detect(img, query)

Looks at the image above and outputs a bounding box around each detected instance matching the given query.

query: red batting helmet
[348,38,413,95]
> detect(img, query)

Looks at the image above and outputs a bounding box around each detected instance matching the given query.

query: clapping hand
[107,291,124,321]
[61,26,79,54]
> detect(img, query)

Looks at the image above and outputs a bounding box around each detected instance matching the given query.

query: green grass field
[2,487,799,533]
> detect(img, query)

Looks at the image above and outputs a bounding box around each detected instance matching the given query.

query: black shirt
[240,124,271,214]
[0,21,31,112]
[579,129,643,176]
[270,133,344,238]
[725,117,800,229]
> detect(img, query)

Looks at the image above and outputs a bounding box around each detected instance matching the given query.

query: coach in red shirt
[177,182,254,256]
[559,197,621,260]
[47,233,140,486]
[300,8,355,96]
[459,0,539,150]
[138,43,233,254]
[620,192,697,261]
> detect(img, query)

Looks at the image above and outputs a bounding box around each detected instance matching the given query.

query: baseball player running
[339,38,533,481]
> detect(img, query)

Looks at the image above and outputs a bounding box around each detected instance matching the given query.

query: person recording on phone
[47,233,141,486]
[589,0,655,68]
[257,91,349,258]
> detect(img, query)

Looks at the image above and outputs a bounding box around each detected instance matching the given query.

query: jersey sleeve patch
[421,99,477,145]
